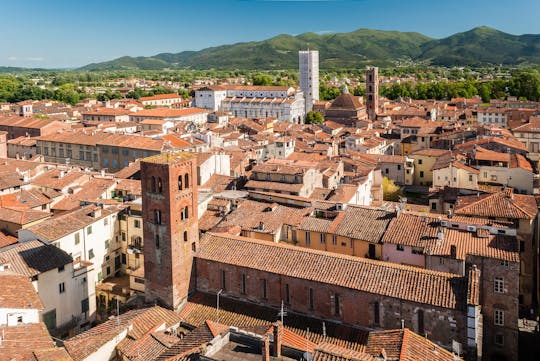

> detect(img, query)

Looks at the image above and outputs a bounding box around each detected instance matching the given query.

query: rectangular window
[418,159,423,165]
[305,232,310,246]
[87,226,92,235]
[374,301,380,325]
[98,272,102,281]
[81,298,89,313]
[121,232,126,242]
[241,273,247,294]
[494,309,504,326]
[320,233,325,244]
[309,288,314,310]
[58,282,65,293]
[431,202,437,210]
[332,235,337,245]
[262,279,267,299]
[396,244,404,251]
[88,249,95,259]
[334,294,340,316]
[494,277,504,293]
[417,309,425,335]
[419,171,424,178]
[134,219,141,228]
[104,218,108,226]
[221,270,226,290]
[58,265,65,272]
[105,239,110,250]
[495,334,504,346]
[285,283,290,304]
[74,232,80,245]
[520,241,525,253]
[121,253,126,265]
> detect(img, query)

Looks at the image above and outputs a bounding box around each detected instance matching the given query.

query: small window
[221,270,226,289]
[155,234,160,249]
[184,173,189,189]
[495,334,504,346]
[309,288,314,310]
[59,282,65,293]
[104,218,108,226]
[494,309,504,326]
[334,294,340,316]
[305,232,310,246]
[418,159,423,165]
[419,171,424,178]
[88,249,95,259]
[58,265,65,272]
[134,219,141,228]
[320,233,325,244]
[241,273,247,294]
[87,226,92,235]
[104,239,110,250]
[332,235,337,245]
[374,301,380,325]
[494,277,504,293]
[520,241,525,252]
[262,279,267,299]
[396,244,404,251]
[285,283,290,304]
[184,231,188,242]
[74,232,80,245]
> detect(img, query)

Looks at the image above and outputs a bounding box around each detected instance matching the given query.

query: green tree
[382,177,403,202]
[252,74,273,86]
[305,111,324,124]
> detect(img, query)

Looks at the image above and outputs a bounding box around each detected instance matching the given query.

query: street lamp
[216,289,223,323]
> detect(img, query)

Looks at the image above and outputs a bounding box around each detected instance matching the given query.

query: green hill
[78,27,540,71]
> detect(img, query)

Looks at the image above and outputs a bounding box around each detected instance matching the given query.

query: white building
[196,152,231,186]
[196,85,305,123]
[0,267,42,326]
[18,205,123,287]
[477,107,508,127]
[0,240,96,334]
[299,50,319,113]
[140,93,182,107]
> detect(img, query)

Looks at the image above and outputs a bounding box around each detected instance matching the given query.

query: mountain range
[79,26,540,70]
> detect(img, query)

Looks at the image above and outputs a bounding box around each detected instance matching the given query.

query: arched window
[183,231,188,242]
[180,208,185,220]
[178,175,183,190]
[184,173,189,189]
[151,176,156,193]
[184,206,189,219]
[155,234,160,249]
[157,177,163,193]
[154,210,161,225]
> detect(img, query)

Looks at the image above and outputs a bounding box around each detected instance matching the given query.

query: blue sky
[2,0,539,68]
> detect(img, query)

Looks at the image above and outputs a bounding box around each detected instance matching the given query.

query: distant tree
[319,83,341,100]
[178,88,191,99]
[382,177,403,202]
[252,74,273,86]
[305,111,324,124]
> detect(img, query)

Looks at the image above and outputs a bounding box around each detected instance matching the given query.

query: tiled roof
[64,306,181,361]
[364,329,458,361]
[31,169,89,191]
[0,271,43,310]
[333,206,395,243]
[454,189,537,220]
[0,323,57,361]
[245,179,304,193]
[0,240,72,277]
[382,212,519,262]
[0,189,53,210]
[313,343,374,361]
[25,205,121,242]
[131,107,208,118]
[179,292,368,352]
[198,234,472,309]
[0,206,50,226]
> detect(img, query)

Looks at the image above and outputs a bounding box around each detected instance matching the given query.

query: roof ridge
[204,232,463,279]
[398,329,409,361]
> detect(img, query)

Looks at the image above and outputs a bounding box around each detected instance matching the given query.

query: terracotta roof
[0,270,44,310]
[454,189,537,220]
[198,233,473,309]
[0,207,50,226]
[140,93,182,101]
[313,343,374,361]
[333,206,395,243]
[0,240,72,277]
[131,107,208,118]
[24,205,121,242]
[0,323,57,361]
[364,329,458,361]
[382,212,519,262]
[330,93,362,110]
[179,292,368,352]
[64,306,181,361]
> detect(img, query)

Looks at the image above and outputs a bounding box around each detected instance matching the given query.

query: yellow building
[409,149,451,186]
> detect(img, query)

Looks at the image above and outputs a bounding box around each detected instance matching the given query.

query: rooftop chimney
[261,336,270,361]
[273,321,283,358]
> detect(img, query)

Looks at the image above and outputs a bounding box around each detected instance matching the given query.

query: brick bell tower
[140,152,198,310]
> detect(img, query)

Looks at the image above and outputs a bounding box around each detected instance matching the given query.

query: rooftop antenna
[278,300,287,325]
